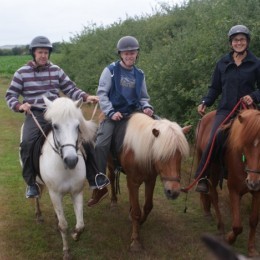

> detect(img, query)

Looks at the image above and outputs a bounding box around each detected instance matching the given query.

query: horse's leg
[71,191,85,241]
[209,175,225,234]
[35,198,44,223]
[108,164,117,208]
[225,189,243,245]
[35,184,44,223]
[140,179,156,224]
[48,190,70,259]
[247,192,260,257]
[127,178,143,252]
[200,193,213,218]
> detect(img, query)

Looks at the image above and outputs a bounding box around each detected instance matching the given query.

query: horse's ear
[182,125,192,134]
[43,96,53,108]
[238,114,244,123]
[152,128,160,137]
[75,98,83,108]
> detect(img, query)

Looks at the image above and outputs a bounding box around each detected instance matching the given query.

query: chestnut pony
[107,113,190,251]
[196,109,260,257]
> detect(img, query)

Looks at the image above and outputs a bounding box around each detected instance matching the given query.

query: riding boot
[20,143,40,198]
[82,142,110,189]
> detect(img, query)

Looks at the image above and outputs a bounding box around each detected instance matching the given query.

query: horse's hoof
[63,249,72,260]
[110,201,118,210]
[129,240,144,252]
[203,212,213,220]
[248,248,259,257]
[225,232,236,245]
[36,216,44,223]
[71,227,84,241]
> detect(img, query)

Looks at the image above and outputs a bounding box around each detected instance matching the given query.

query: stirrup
[95,173,110,190]
[25,183,41,198]
[195,177,211,194]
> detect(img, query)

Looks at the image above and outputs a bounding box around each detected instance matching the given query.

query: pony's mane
[123,113,189,169]
[228,109,260,150]
[44,97,97,142]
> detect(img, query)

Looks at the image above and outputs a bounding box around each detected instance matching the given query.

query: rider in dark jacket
[194,25,260,193]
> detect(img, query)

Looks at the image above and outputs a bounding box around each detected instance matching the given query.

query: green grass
[0,54,62,77]
[0,59,258,259]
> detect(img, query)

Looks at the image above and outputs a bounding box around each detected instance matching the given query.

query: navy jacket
[202,51,260,115]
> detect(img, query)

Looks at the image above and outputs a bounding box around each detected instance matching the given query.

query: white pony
[22,97,97,259]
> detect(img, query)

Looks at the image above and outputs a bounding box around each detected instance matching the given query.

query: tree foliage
[58,0,260,126]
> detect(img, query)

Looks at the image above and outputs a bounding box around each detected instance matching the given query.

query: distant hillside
[0,45,24,50]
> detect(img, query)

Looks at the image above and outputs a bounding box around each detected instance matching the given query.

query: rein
[30,101,98,158]
[29,109,59,154]
[182,99,249,193]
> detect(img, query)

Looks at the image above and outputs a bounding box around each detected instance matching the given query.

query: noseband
[245,167,260,175]
[52,128,80,159]
[160,176,180,183]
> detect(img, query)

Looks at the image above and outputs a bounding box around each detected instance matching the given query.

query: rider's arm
[97,67,115,118]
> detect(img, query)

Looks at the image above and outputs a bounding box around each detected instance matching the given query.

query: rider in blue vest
[87,36,154,207]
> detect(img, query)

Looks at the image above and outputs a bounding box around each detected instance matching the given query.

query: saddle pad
[31,124,52,176]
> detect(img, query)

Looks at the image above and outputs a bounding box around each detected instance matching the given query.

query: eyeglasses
[232,38,247,43]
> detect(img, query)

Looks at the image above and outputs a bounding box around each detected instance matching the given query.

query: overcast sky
[0,0,184,46]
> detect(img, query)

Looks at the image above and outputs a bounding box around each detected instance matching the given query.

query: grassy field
[0,56,257,259]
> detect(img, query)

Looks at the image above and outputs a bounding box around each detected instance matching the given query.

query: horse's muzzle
[246,178,260,191]
[64,156,78,169]
[164,189,180,200]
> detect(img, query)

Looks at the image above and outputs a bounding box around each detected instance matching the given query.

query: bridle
[160,175,180,183]
[244,167,260,175]
[52,126,81,159]
[30,109,81,159]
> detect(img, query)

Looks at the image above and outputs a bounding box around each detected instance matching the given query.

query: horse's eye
[53,124,58,130]
[242,154,246,163]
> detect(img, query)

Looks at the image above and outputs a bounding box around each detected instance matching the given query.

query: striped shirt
[5,61,88,112]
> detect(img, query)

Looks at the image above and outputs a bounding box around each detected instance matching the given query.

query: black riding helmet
[228,24,250,42]
[117,36,140,53]
[29,36,53,60]
[228,25,250,55]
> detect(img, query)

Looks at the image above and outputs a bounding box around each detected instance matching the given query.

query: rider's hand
[111,112,123,121]
[19,103,31,113]
[86,95,99,103]
[243,95,253,106]
[197,102,206,116]
[143,108,154,117]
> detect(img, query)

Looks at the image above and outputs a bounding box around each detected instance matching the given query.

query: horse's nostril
[64,156,78,169]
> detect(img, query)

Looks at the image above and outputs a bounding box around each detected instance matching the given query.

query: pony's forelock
[44,97,97,142]
[123,113,189,170]
[229,109,260,150]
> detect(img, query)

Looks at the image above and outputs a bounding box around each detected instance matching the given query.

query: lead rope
[183,118,202,213]
[90,102,98,121]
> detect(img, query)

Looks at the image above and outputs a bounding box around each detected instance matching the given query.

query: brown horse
[196,109,260,257]
[107,113,190,251]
